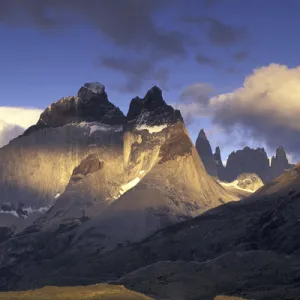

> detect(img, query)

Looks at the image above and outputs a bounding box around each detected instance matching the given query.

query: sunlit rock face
[31,84,241,248]
[0,83,125,212]
[0,82,247,262]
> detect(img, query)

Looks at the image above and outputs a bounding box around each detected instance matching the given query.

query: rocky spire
[213,146,226,180]
[270,145,291,180]
[213,146,222,165]
[195,129,218,178]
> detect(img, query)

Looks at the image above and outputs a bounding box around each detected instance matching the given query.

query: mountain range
[196,129,294,183]
[0,82,299,299]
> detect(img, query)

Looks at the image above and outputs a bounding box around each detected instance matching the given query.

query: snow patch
[83,82,105,95]
[54,193,60,199]
[0,206,51,219]
[219,180,253,193]
[134,111,168,133]
[0,210,19,217]
[136,124,168,134]
[119,177,140,196]
[79,122,123,136]
[23,206,51,215]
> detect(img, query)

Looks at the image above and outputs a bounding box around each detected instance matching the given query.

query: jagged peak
[198,129,207,140]
[81,82,105,95]
[126,86,182,130]
[275,145,287,156]
[215,146,221,154]
[144,86,164,105]
[240,146,267,154]
[77,82,109,104]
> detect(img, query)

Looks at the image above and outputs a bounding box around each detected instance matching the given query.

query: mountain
[196,130,294,183]
[2,84,297,299]
[0,83,245,291]
[195,129,218,177]
[28,84,240,247]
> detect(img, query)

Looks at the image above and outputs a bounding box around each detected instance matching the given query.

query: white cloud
[0,107,41,147]
[179,64,300,160]
[210,64,300,131]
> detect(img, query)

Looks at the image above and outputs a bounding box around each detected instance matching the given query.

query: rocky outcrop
[233,173,264,191]
[195,129,218,178]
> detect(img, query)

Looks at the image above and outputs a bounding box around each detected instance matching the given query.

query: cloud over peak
[179,64,300,158]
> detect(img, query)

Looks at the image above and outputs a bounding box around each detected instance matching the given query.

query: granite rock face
[225,147,270,182]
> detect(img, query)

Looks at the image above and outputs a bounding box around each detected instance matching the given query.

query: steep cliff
[224,147,270,182]
[195,129,218,177]
[270,146,294,180]
[214,146,226,180]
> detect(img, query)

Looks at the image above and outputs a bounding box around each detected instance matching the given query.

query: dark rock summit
[24,82,125,136]
[126,86,183,130]
[195,129,218,177]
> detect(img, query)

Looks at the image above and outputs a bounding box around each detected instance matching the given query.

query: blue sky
[1,0,300,162]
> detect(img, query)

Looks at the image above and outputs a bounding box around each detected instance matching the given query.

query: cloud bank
[179,64,300,159]
[0,107,41,147]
